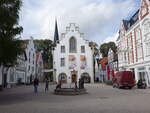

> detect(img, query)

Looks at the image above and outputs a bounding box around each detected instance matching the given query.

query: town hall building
[53,22,94,84]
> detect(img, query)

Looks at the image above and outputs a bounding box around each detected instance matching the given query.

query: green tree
[0,0,23,88]
[34,39,53,69]
[34,39,54,81]
[100,42,117,57]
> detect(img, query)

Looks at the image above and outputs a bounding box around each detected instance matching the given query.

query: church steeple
[54,19,59,43]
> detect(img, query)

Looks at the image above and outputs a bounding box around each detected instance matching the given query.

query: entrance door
[72,74,77,83]
[139,72,145,81]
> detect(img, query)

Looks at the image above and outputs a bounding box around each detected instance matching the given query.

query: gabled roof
[99,57,108,70]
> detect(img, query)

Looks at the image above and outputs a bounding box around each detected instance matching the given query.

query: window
[60,58,65,67]
[146,42,150,56]
[9,69,14,82]
[28,66,30,72]
[135,27,143,60]
[69,37,77,53]
[135,28,141,41]
[127,35,132,49]
[143,21,150,35]
[81,46,85,53]
[32,67,34,72]
[61,46,65,53]
[29,52,30,63]
[124,52,126,62]
[137,45,143,59]
[139,72,145,81]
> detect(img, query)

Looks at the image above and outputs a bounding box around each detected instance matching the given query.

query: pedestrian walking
[33,77,39,93]
[45,79,49,92]
[75,81,78,89]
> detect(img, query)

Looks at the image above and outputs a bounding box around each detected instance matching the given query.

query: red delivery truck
[113,71,135,89]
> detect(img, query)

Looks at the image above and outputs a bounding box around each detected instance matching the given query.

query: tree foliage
[89,41,99,56]
[0,0,23,66]
[100,42,117,57]
[34,39,53,69]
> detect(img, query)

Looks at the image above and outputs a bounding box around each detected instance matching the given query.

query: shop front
[136,66,150,87]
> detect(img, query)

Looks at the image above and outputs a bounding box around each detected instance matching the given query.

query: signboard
[42,69,53,72]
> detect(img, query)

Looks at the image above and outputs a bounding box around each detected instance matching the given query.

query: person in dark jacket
[33,77,39,93]
[45,79,49,92]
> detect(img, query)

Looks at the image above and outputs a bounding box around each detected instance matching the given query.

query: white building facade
[53,23,94,83]
[117,0,150,86]
[25,38,36,84]
[7,52,27,84]
[6,38,36,85]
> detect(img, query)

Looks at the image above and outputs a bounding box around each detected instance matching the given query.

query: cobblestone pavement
[0,83,150,113]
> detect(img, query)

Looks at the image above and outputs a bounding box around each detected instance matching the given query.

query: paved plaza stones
[0,84,150,113]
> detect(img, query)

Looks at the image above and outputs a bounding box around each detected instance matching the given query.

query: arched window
[69,37,77,53]
[81,73,91,83]
[58,73,67,83]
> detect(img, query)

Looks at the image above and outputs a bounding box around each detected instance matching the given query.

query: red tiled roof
[99,57,108,70]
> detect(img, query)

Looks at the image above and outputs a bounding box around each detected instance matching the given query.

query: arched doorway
[81,73,91,83]
[58,73,67,83]
[71,71,77,83]
[72,74,77,83]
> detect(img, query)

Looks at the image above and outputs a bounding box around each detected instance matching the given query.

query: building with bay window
[117,0,150,86]
[53,23,94,83]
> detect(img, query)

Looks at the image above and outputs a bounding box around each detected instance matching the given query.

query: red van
[113,71,135,89]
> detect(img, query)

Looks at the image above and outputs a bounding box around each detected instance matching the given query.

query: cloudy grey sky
[19,0,141,44]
